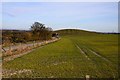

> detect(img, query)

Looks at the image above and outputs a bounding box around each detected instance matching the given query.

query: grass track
[3,31,118,78]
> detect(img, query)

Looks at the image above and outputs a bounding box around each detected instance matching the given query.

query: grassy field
[2,29,119,78]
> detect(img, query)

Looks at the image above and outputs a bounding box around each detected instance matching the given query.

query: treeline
[2,22,55,46]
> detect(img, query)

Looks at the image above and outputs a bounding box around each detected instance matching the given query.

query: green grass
[3,29,119,78]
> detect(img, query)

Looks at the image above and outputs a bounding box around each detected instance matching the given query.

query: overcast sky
[1,2,118,32]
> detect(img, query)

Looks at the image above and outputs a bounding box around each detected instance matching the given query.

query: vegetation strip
[3,38,60,63]
[3,48,35,62]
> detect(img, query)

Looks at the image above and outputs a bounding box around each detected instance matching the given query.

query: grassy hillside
[2,29,119,78]
[55,29,99,36]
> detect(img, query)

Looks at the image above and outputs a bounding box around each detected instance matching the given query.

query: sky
[1,2,118,32]
[1,0,119,2]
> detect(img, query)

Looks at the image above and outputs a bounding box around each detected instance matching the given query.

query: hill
[55,29,96,36]
[55,29,119,36]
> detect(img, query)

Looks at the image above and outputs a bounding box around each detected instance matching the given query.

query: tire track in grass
[71,38,116,78]
[73,38,112,63]
[73,41,116,78]
[75,44,90,61]
[75,43,101,78]
[84,47,116,78]
[85,47,111,63]
[81,45,116,78]
[72,38,112,64]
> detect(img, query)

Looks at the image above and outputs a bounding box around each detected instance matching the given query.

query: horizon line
[1,28,119,33]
